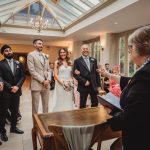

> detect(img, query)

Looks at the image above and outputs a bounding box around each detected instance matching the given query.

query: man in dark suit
[73,44,101,108]
[104,63,112,93]
[0,44,25,142]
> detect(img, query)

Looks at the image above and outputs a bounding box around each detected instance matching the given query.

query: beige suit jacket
[27,50,50,91]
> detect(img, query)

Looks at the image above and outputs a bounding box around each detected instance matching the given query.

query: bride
[52,48,74,112]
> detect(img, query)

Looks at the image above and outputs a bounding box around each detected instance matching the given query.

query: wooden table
[32,106,121,150]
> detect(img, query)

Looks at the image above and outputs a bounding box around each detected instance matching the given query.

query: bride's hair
[57,48,72,67]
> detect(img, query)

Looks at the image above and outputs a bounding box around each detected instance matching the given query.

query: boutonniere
[16,65,20,68]
[90,58,95,61]
[15,60,20,64]
[44,54,49,60]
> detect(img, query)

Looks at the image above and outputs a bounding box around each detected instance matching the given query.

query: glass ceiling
[0,0,107,31]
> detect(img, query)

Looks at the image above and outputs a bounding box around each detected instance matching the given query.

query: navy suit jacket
[108,62,150,150]
[0,59,25,97]
[73,56,100,92]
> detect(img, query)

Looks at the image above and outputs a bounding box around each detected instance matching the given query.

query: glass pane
[30,2,43,16]
[18,7,28,16]
[119,37,126,74]
[88,40,100,62]
[72,0,90,11]
[88,0,100,5]
[60,0,82,16]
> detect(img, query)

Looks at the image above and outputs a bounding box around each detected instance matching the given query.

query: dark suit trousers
[0,94,20,133]
[80,89,98,108]
[9,94,20,128]
[0,97,9,133]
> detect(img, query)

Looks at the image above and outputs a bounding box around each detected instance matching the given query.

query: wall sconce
[100,45,104,51]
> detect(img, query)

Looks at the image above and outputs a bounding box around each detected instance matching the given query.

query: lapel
[4,59,14,76]
[89,57,94,71]
[13,60,18,76]
[79,56,90,72]
[120,65,147,106]
[34,51,45,67]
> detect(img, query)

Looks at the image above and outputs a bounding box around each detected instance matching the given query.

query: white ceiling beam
[0,26,64,37]
[1,0,38,24]
[41,4,46,18]
[27,4,31,24]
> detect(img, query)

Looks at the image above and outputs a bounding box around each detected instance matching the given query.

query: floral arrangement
[62,79,74,91]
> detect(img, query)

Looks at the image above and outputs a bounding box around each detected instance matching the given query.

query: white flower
[90,58,95,61]
[63,79,74,91]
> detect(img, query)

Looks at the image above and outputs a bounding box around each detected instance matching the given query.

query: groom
[73,44,101,108]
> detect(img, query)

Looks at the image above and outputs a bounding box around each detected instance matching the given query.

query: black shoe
[0,141,2,145]
[0,133,8,141]
[10,127,24,134]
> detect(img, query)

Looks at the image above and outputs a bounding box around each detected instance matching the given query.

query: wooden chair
[110,137,122,150]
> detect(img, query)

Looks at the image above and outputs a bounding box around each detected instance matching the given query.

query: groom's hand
[85,80,90,86]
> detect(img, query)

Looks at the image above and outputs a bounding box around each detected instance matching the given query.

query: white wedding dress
[52,65,74,112]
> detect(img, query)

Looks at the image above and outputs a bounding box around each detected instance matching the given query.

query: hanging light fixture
[30,2,48,32]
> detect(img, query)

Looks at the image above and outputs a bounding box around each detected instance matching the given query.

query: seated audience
[104,63,112,93]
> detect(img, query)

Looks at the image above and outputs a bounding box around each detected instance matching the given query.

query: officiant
[98,25,150,150]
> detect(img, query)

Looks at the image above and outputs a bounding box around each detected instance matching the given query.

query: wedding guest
[98,25,150,150]
[0,44,25,142]
[104,63,112,93]
[109,65,121,98]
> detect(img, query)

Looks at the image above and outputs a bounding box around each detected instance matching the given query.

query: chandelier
[30,16,48,33]
[30,2,49,33]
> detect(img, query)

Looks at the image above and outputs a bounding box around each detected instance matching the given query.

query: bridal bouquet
[63,79,74,91]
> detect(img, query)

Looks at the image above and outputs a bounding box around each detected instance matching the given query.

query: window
[119,37,126,74]
[88,40,100,62]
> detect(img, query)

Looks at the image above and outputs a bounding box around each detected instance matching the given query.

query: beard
[4,53,14,59]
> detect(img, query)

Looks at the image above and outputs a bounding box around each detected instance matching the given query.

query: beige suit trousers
[31,89,49,114]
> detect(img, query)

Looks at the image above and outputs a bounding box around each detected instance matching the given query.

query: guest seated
[109,65,121,98]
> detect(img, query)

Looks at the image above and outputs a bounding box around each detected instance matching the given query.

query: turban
[0,44,11,54]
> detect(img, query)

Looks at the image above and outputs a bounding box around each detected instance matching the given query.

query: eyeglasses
[128,45,133,54]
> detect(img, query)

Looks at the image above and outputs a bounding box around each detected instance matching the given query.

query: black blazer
[0,59,25,97]
[108,62,150,150]
[73,56,100,92]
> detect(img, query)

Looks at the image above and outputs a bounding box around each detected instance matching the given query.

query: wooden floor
[0,77,116,150]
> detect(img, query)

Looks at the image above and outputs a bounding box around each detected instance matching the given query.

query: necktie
[84,57,90,70]
[8,60,14,74]
[39,53,45,64]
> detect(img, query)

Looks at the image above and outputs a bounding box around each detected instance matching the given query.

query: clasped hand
[43,80,50,89]
[0,82,3,92]
[11,86,19,93]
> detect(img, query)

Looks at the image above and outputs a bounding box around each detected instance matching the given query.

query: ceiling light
[30,2,49,32]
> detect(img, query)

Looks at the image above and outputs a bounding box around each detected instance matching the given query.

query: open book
[97,92,122,111]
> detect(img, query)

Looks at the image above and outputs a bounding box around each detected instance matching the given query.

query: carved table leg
[32,127,38,150]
